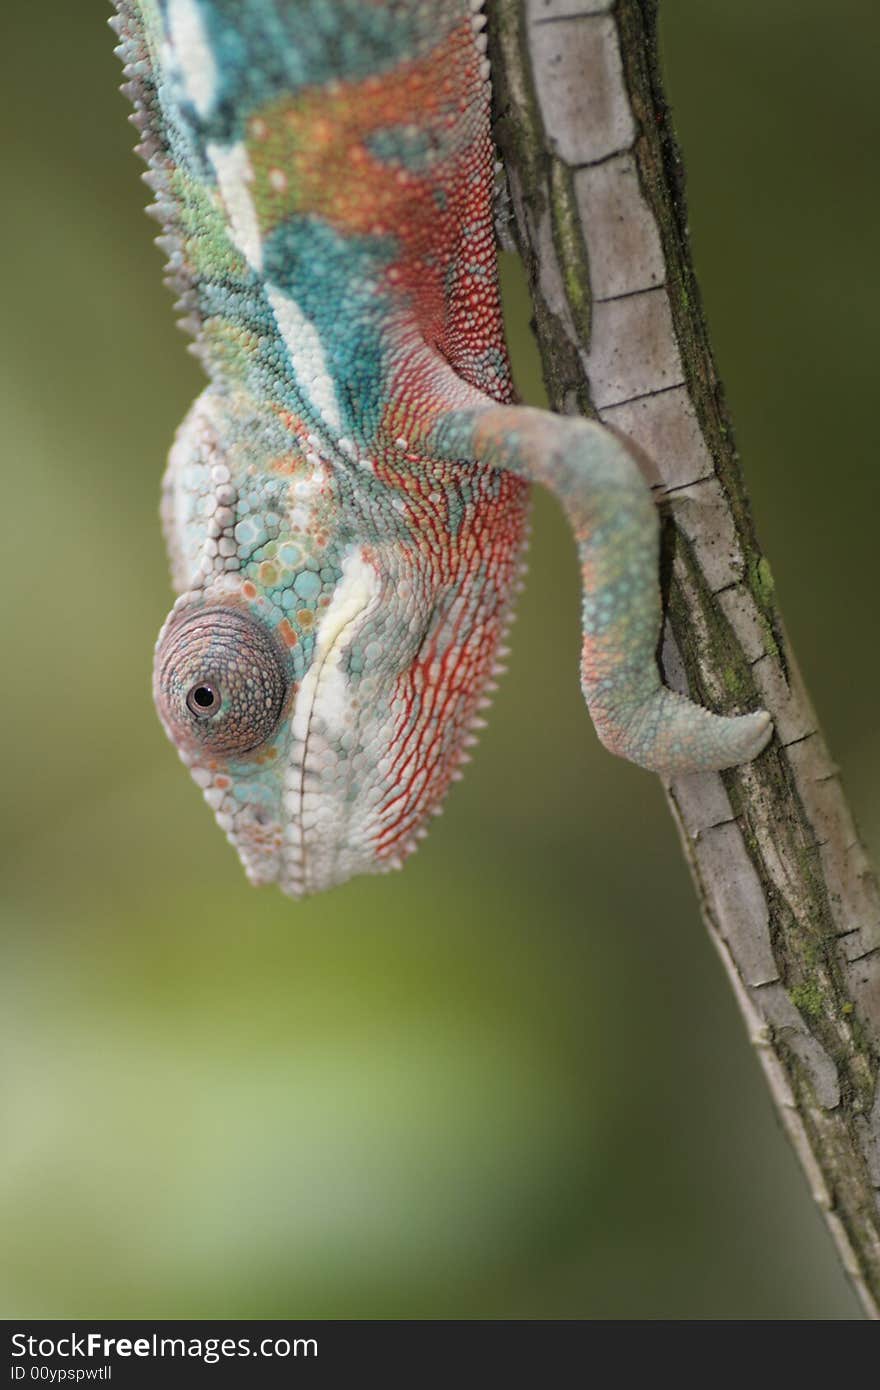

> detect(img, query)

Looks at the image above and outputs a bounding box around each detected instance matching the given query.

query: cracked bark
[488,0,880,1317]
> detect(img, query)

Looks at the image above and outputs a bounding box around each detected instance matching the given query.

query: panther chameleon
[112,0,772,897]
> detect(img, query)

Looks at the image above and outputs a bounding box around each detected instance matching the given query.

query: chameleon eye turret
[154,606,289,759]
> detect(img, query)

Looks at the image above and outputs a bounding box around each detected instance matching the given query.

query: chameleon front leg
[400,374,772,776]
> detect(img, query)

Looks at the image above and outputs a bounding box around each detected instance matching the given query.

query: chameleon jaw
[276,548,384,898]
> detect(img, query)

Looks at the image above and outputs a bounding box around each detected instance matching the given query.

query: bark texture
[488,0,880,1317]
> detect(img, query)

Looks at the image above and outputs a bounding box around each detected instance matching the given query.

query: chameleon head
[152,391,526,898]
[152,548,500,898]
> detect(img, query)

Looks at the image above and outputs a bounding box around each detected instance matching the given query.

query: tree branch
[489,0,880,1317]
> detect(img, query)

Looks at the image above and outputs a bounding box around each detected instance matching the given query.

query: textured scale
[113,0,773,897]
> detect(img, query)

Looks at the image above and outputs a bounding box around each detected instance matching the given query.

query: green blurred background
[2,1,877,1319]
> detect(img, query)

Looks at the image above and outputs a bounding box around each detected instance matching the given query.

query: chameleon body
[113,0,772,897]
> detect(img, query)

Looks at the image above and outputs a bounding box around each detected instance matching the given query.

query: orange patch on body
[253,744,279,765]
[246,18,488,342]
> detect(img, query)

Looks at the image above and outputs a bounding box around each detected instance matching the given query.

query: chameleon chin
[114,0,773,896]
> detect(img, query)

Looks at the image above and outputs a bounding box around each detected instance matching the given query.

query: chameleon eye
[154,606,289,757]
[186,682,221,717]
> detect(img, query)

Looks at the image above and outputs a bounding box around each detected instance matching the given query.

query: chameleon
[112,0,773,898]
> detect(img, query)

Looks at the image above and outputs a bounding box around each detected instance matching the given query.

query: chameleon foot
[591,689,773,776]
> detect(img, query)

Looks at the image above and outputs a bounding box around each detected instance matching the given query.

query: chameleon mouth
[276,549,382,898]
